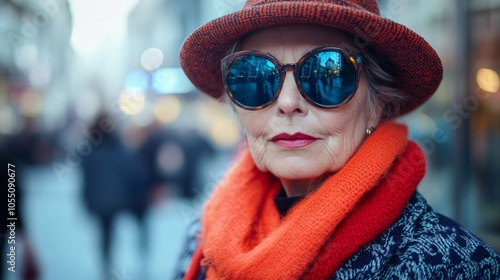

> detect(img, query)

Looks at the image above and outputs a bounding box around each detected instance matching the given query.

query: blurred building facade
[0,0,73,135]
[378,0,500,251]
[468,0,500,248]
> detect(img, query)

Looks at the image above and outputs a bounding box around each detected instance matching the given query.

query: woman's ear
[368,99,384,128]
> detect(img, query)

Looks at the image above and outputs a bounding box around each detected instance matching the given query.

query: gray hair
[359,47,407,121]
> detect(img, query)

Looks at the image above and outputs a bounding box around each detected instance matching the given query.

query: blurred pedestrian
[1,120,44,280]
[81,114,147,274]
[139,124,213,201]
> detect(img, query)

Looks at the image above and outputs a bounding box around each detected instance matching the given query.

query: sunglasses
[221,47,364,110]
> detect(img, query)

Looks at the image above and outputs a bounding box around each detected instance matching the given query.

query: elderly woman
[174,0,500,279]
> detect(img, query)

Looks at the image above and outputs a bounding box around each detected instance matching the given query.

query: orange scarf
[186,122,426,279]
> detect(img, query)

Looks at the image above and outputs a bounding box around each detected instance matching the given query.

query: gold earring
[366,127,375,136]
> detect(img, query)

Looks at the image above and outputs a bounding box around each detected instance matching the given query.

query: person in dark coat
[1,117,51,280]
[81,116,147,270]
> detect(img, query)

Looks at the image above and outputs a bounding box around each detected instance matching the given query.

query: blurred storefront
[468,0,500,251]
[0,0,73,134]
[379,0,500,251]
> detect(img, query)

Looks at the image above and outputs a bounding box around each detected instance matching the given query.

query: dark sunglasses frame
[221,47,364,110]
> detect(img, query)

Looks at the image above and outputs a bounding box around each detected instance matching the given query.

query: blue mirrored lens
[299,51,357,106]
[226,55,280,107]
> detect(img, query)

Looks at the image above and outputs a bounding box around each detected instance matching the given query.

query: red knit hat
[179,0,443,116]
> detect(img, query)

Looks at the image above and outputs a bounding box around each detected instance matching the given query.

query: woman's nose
[275,71,308,116]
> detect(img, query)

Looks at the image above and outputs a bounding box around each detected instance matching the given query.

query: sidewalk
[5,165,198,280]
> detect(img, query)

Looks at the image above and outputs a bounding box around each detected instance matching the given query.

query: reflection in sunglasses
[222,47,363,110]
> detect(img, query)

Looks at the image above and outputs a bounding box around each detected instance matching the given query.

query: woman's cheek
[246,136,270,172]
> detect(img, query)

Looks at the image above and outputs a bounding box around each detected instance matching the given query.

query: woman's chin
[268,164,328,182]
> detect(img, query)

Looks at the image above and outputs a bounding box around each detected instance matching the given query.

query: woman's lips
[271,133,317,148]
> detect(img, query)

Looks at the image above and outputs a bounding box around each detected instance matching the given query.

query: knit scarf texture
[185,122,426,280]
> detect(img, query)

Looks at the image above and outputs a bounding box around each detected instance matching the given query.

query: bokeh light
[151,67,195,94]
[156,142,185,175]
[124,69,150,92]
[209,114,241,148]
[141,47,164,71]
[477,68,500,93]
[118,89,146,115]
[153,96,181,123]
[20,90,43,117]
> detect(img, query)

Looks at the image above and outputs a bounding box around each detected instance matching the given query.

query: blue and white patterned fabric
[173,192,500,279]
[332,192,500,279]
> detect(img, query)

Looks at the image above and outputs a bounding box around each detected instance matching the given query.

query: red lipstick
[271,133,317,148]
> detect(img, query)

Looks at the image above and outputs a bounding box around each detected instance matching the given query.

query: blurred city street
[2,150,233,280]
[1,0,499,279]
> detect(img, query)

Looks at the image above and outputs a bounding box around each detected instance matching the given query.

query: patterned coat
[173,192,500,279]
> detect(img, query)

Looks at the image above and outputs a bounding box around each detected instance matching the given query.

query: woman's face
[235,24,381,195]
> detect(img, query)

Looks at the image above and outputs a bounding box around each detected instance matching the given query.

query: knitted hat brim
[179,1,443,116]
